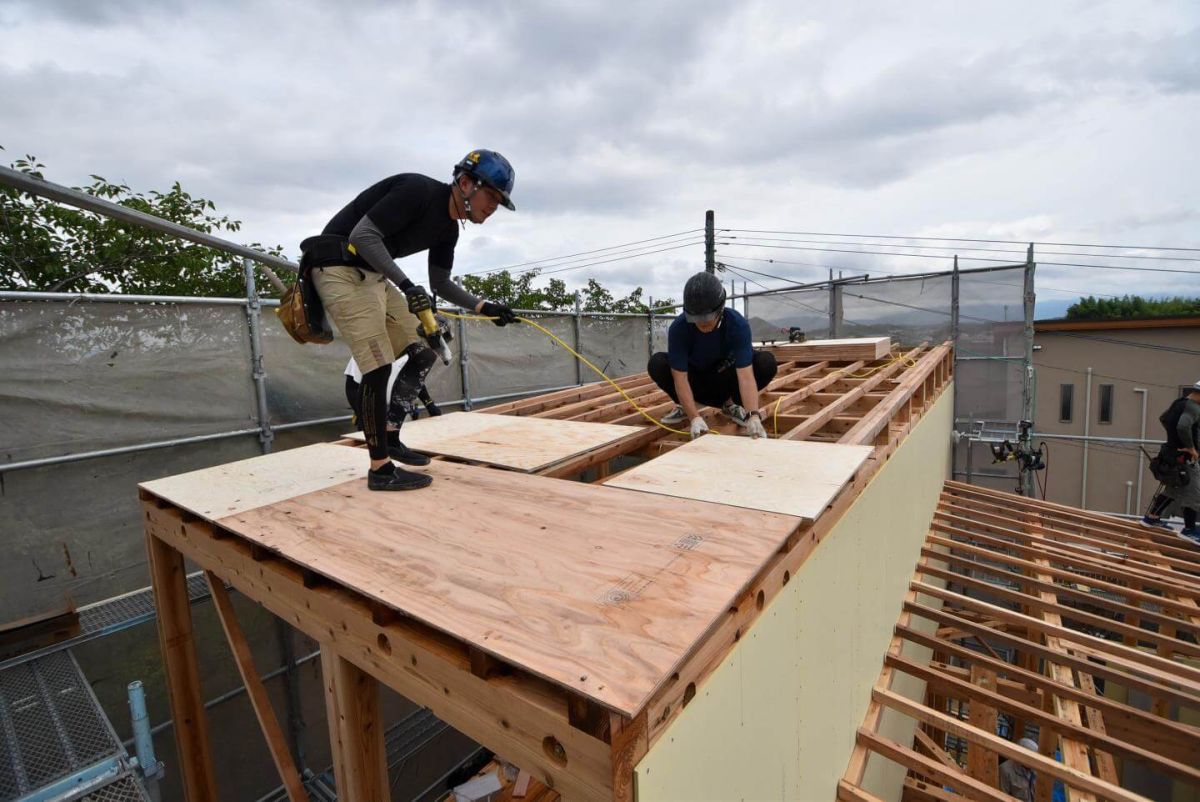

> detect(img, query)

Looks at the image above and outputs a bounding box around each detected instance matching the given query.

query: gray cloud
[0,0,1196,307]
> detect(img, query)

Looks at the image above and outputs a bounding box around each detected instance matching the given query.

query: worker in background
[647,271,776,439]
[993,739,1041,802]
[998,738,1039,802]
[1142,379,1200,541]
[304,150,518,491]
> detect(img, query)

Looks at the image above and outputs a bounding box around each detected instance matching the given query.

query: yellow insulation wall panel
[635,386,953,802]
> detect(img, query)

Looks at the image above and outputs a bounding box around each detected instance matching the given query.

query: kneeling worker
[647,271,777,439]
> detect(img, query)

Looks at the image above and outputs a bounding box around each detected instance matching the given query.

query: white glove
[689,416,709,439]
[746,412,767,439]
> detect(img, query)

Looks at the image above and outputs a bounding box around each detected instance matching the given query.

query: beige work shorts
[312,265,421,374]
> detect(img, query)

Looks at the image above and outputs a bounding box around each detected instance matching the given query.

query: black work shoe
[387,441,431,466]
[367,464,432,491]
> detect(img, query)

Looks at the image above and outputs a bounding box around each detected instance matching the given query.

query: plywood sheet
[343,411,639,472]
[604,436,872,521]
[766,336,891,362]
[139,442,367,519]
[146,451,801,715]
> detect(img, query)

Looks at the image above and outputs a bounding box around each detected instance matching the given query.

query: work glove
[404,284,433,316]
[689,416,709,440]
[480,300,518,327]
[746,412,767,439]
[425,400,443,417]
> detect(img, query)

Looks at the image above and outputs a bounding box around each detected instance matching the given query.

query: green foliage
[0,148,283,296]
[1,148,673,311]
[460,272,673,314]
[1066,294,1200,321]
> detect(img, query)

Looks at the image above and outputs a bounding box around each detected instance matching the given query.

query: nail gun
[417,308,454,365]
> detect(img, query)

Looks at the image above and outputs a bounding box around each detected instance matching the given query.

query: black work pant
[647,351,777,408]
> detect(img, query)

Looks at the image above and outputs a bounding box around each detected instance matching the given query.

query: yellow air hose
[437,310,702,437]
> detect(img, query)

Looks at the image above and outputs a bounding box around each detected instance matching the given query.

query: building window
[1059,384,1073,423]
[1099,384,1114,424]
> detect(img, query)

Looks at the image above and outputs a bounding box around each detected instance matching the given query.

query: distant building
[1033,315,1200,517]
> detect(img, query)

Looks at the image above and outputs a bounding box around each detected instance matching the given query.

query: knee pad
[401,343,438,377]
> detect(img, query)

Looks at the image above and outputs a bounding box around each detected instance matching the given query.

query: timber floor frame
[839,480,1200,802]
[141,342,954,802]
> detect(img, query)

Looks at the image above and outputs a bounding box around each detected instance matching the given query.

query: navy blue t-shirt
[667,308,754,372]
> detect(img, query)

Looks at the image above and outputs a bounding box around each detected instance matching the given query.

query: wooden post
[966,665,999,787]
[206,572,306,802]
[145,532,219,801]
[321,648,389,801]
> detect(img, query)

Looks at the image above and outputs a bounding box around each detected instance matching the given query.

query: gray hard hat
[682,271,727,323]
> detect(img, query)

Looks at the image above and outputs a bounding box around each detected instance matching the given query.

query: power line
[523,240,704,278]
[720,253,1131,302]
[721,264,830,317]
[465,237,703,280]
[721,228,1200,253]
[716,241,1200,275]
[464,229,702,276]
[721,234,1200,263]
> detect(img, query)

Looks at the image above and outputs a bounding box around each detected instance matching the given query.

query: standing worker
[303,150,519,491]
[1142,379,1200,541]
[647,271,777,439]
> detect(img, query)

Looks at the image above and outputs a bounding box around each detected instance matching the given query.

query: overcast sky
[2,0,1197,313]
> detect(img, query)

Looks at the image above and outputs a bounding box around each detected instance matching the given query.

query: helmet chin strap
[455,177,482,229]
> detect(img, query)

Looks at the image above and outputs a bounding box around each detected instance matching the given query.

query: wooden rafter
[842,482,1200,802]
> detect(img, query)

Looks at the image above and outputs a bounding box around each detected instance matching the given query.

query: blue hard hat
[454,149,516,210]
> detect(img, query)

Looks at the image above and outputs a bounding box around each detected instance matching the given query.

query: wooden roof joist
[842,482,1200,802]
[138,340,958,801]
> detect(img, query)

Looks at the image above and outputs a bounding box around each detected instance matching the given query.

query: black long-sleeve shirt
[322,173,480,310]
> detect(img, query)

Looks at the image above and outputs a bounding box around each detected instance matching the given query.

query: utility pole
[1021,243,1037,496]
[705,210,715,274]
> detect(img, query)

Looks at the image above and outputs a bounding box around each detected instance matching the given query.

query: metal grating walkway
[0,572,211,674]
[0,651,149,802]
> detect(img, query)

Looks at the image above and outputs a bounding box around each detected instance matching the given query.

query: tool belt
[1149,443,1190,488]
[273,236,344,345]
[296,234,369,270]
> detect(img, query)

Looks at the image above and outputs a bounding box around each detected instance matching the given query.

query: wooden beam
[885,654,1200,785]
[856,728,1010,802]
[924,531,1200,621]
[205,572,306,802]
[941,486,1200,578]
[913,727,960,771]
[781,347,922,441]
[320,647,389,802]
[916,562,1200,658]
[910,581,1200,688]
[837,778,890,802]
[145,531,219,802]
[872,688,1146,802]
[902,776,972,802]
[931,514,1198,600]
[902,600,1200,710]
[840,346,951,446]
[894,625,1200,755]
[965,665,998,787]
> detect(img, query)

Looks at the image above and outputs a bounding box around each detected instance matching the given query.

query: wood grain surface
[343,411,642,471]
[208,460,801,714]
[139,442,367,519]
[604,436,872,521]
[764,337,891,362]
